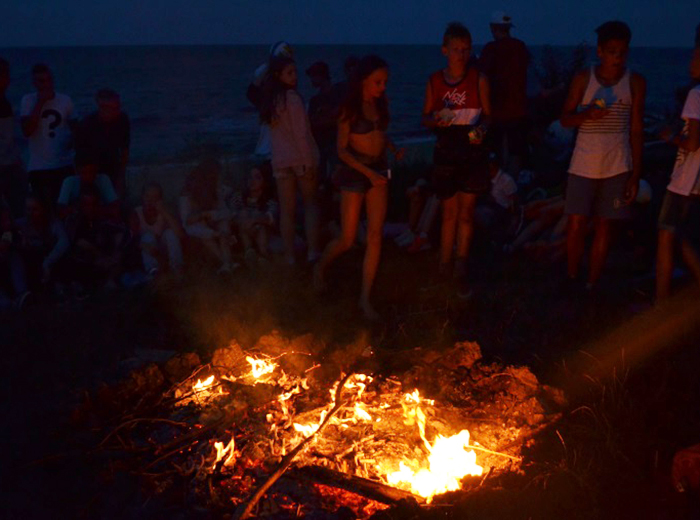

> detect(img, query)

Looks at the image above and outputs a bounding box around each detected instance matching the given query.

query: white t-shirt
[667,86,700,196]
[20,92,75,171]
[491,170,517,209]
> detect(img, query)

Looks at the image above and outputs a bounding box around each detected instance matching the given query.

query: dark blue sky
[2,0,698,47]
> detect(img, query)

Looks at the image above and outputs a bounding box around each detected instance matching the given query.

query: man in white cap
[246,41,294,158]
[479,11,530,177]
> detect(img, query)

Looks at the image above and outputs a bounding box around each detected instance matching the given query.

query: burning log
[234,373,354,520]
[288,465,425,505]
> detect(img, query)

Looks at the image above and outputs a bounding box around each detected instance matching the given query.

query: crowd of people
[0,15,699,319]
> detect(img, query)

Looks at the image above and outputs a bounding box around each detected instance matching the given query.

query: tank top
[569,67,633,179]
[428,66,482,126]
[136,206,167,237]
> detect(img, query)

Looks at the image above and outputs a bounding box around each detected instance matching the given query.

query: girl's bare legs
[297,171,320,261]
[566,214,588,280]
[454,192,477,278]
[276,174,297,264]
[680,239,700,288]
[314,191,363,290]
[359,183,388,320]
[656,229,675,302]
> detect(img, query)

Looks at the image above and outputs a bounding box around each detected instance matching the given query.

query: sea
[0,44,692,166]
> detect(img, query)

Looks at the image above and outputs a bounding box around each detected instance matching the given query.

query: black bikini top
[350,115,386,135]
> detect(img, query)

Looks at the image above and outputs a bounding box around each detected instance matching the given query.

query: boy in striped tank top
[561,21,646,291]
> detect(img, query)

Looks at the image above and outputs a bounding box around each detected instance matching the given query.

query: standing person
[247,41,294,159]
[20,64,75,206]
[76,89,130,197]
[261,55,320,265]
[422,22,491,296]
[0,58,23,218]
[656,44,700,301]
[560,21,646,292]
[314,55,404,321]
[306,61,337,182]
[479,11,530,177]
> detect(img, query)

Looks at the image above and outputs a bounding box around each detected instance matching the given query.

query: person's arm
[20,94,50,138]
[157,200,186,240]
[624,73,647,203]
[560,69,607,128]
[336,113,386,186]
[478,72,492,122]
[421,79,444,129]
[120,115,130,174]
[662,89,700,153]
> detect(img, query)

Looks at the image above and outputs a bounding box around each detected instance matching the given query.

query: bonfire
[82,332,564,519]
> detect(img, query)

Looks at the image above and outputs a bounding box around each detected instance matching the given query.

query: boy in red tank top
[422,22,492,296]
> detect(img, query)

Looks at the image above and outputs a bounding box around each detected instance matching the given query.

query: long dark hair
[340,55,390,130]
[259,56,295,124]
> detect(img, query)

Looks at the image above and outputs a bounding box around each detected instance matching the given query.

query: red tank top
[428,66,482,126]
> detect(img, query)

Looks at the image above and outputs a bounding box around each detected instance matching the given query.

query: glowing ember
[212,437,236,469]
[246,356,277,381]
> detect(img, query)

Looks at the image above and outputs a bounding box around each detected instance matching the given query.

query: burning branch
[235,372,354,520]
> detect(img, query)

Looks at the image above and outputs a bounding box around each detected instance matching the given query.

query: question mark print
[42,109,62,138]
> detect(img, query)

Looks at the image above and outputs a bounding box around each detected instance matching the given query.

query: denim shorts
[564,172,632,220]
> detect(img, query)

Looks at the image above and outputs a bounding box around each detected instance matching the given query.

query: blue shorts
[658,190,700,237]
[564,172,632,220]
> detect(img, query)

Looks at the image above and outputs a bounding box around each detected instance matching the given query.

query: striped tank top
[569,67,632,179]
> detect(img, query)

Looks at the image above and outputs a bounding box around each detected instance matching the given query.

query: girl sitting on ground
[229,164,278,267]
[179,158,237,273]
[132,182,185,278]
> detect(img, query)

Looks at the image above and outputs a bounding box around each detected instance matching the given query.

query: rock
[164,352,201,383]
[440,341,482,370]
[255,330,291,356]
[212,340,246,371]
[504,366,539,400]
[120,363,165,401]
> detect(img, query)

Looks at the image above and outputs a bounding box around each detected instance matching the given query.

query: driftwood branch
[234,373,354,520]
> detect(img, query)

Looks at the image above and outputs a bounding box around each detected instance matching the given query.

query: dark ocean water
[0,44,691,164]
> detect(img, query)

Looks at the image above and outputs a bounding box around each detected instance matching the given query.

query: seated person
[16,195,69,293]
[131,182,185,277]
[179,158,237,273]
[0,201,30,309]
[57,152,119,221]
[228,164,277,266]
[66,185,126,290]
[475,152,519,244]
[394,178,440,253]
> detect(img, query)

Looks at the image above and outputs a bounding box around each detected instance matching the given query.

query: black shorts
[431,132,489,200]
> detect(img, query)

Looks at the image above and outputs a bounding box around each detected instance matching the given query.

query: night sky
[1,0,698,47]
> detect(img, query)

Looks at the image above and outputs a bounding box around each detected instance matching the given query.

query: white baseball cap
[491,11,514,26]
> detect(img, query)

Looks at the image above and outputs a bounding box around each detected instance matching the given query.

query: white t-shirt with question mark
[20,92,75,171]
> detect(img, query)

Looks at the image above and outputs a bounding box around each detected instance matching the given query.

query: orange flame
[212,436,236,470]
